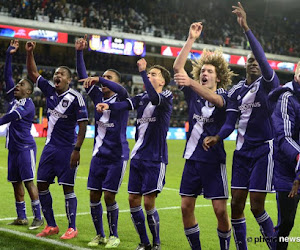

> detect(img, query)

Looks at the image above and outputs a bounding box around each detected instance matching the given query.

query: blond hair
[191,49,236,89]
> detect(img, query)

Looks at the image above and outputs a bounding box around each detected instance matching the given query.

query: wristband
[73,146,81,152]
[297,154,300,162]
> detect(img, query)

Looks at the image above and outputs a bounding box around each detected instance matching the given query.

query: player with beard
[203,2,280,249]
[173,22,235,250]
[1,40,43,230]
[25,41,88,240]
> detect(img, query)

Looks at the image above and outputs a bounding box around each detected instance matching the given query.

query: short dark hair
[149,65,171,86]
[106,69,121,83]
[23,77,34,94]
[58,66,72,78]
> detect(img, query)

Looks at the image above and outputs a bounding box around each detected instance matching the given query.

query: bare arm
[25,41,40,83]
[173,22,203,74]
[70,120,87,169]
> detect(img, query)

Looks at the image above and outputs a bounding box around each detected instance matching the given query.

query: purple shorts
[231,140,274,192]
[87,156,127,193]
[8,148,36,182]
[37,144,77,186]
[180,159,229,199]
[128,159,166,195]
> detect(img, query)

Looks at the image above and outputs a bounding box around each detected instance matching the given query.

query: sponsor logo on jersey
[137,117,156,125]
[96,121,115,128]
[47,108,68,118]
[193,113,214,123]
[238,102,261,111]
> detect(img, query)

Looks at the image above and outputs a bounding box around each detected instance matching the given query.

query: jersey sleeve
[4,48,15,102]
[273,92,300,167]
[75,94,89,122]
[36,75,55,97]
[216,88,228,109]
[0,100,34,125]
[245,30,280,91]
[86,84,103,104]
[158,90,173,111]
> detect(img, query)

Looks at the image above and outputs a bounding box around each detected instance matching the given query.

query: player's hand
[174,72,192,87]
[137,58,147,72]
[75,34,88,50]
[25,41,36,52]
[202,135,220,151]
[96,103,109,113]
[188,22,203,40]
[232,2,249,31]
[8,40,19,54]
[79,76,99,88]
[70,150,80,169]
[288,180,300,198]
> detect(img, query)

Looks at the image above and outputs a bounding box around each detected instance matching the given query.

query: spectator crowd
[0,0,299,57]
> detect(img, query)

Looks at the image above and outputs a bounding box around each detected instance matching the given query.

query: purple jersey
[87,85,130,161]
[219,29,280,150]
[5,98,36,151]
[36,75,88,147]
[182,87,227,163]
[2,48,35,152]
[128,90,173,164]
[227,74,277,150]
[76,50,129,161]
[270,81,300,192]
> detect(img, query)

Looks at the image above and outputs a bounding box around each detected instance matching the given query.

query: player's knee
[90,190,101,203]
[181,201,194,216]
[231,199,244,216]
[128,194,141,208]
[250,204,264,217]
[104,191,116,205]
[214,206,227,220]
[37,182,49,192]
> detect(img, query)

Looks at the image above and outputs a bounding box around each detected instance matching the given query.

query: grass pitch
[0,137,299,249]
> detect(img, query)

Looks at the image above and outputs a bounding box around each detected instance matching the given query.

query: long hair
[191,48,236,89]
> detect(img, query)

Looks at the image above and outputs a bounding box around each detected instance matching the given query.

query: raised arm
[25,41,40,83]
[232,2,274,80]
[174,73,225,108]
[4,40,19,100]
[173,22,203,74]
[75,35,88,79]
[137,58,160,105]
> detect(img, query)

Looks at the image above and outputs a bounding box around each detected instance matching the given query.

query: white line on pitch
[0,201,273,222]
[0,227,90,250]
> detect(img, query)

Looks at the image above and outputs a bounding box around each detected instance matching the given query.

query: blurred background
[0,0,299,130]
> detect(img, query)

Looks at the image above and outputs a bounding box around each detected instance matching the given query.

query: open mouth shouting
[202,77,208,84]
[54,78,61,87]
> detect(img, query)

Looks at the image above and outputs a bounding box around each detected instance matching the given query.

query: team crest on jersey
[62,99,69,107]
[139,101,143,105]
[250,84,258,93]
